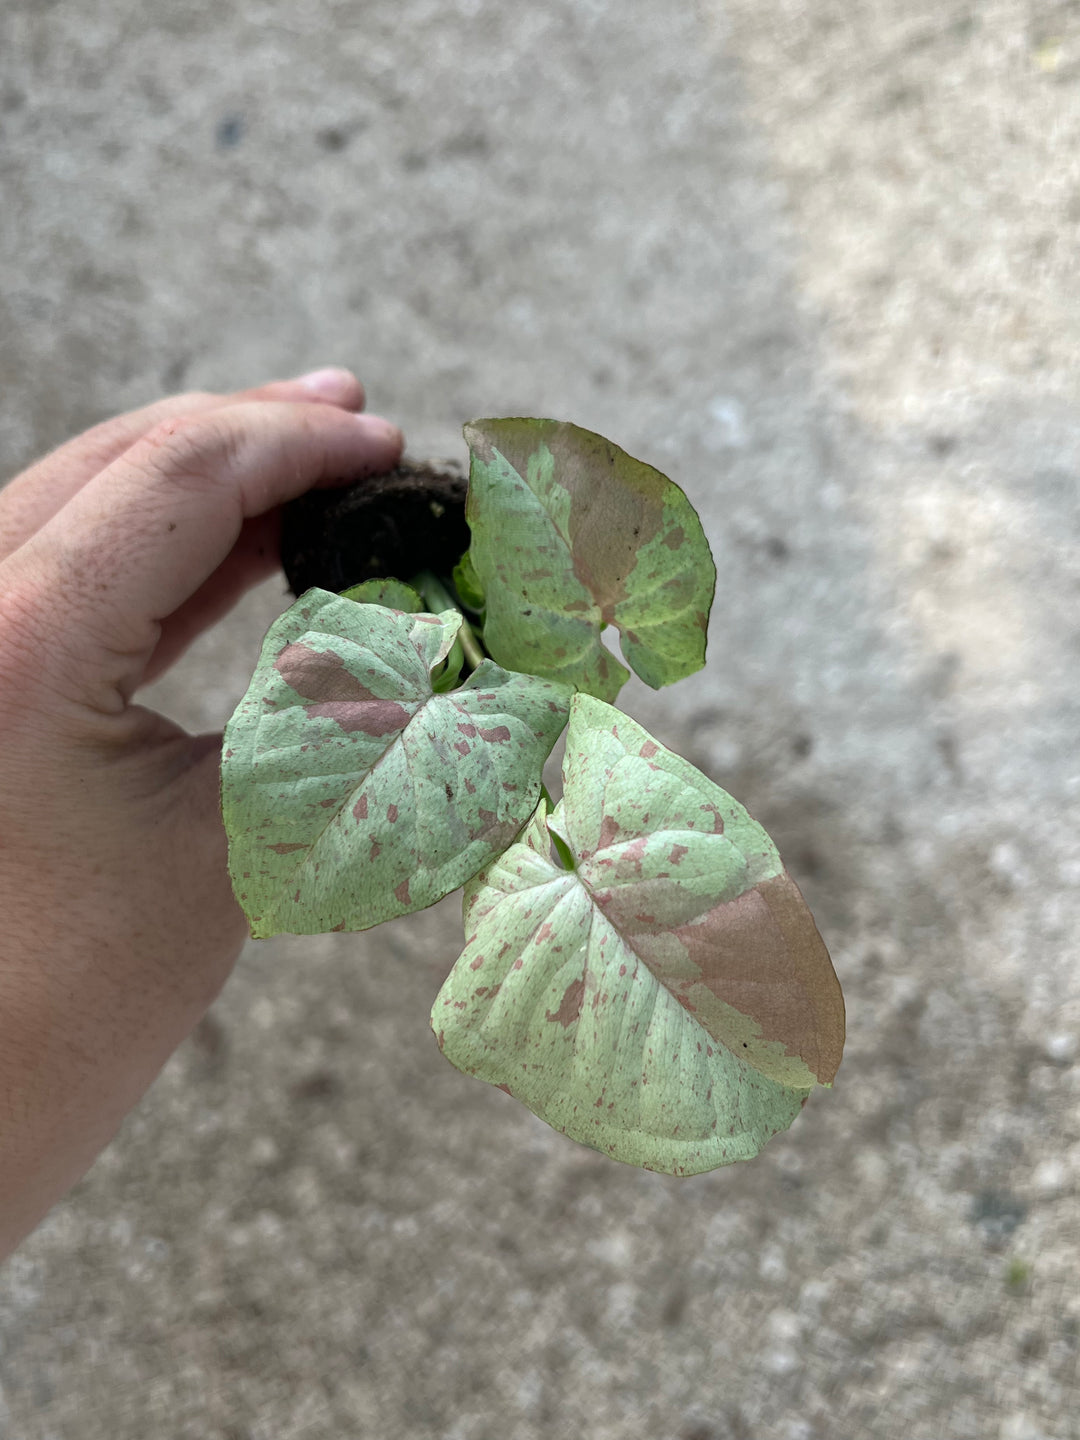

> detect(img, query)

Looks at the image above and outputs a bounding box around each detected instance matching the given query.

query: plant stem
[413,570,486,671]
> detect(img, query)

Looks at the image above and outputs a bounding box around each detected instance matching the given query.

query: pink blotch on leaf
[276,642,411,736]
[700,803,725,833]
[546,977,585,1028]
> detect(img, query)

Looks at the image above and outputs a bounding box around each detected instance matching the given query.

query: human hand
[0,370,403,1258]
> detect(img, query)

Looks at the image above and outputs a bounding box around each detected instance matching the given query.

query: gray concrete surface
[1,1,1078,1437]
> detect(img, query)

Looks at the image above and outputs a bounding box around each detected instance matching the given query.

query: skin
[0,369,404,1260]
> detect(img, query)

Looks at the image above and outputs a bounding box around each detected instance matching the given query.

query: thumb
[3,400,403,711]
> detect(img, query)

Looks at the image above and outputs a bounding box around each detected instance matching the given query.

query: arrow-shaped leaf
[222,588,572,936]
[462,418,716,702]
[433,694,844,1175]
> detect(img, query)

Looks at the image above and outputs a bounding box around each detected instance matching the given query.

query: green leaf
[222,588,572,937]
[430,635,465,693]
[433,694,844,1175]
[462,418,716,702]
[451,551,485,613]
[339,577,424,611]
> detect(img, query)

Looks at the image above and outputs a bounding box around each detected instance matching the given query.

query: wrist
[0,860,239,1260]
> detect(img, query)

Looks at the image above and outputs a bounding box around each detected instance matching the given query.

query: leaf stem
[413,570,486,671]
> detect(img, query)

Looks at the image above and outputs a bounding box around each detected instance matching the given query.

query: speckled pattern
[1,2,1078,1437]
[222,592,570,935]
[434,698,843,1174]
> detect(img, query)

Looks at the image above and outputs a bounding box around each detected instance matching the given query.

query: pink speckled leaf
[433,694,844,1175]
[462,418,716,702]
[222,588,571,937]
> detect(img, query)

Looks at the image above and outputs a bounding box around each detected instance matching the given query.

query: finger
[140,513,283,684]
[13,400,403,709]
[0,369,366,561]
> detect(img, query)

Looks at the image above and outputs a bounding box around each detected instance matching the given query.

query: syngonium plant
[221,418,845,1175]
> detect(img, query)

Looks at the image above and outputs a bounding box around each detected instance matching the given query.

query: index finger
[0,369,367,562]
[7,400,404,711]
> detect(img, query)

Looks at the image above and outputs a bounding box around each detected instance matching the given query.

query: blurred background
[1,1,1078,1437]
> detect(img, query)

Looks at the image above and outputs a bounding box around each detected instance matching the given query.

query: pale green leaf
[462,418,716,702]
[433,694,844,1175]
[340,577,424,611]
[222,589,572,937]
[341,577,463,693]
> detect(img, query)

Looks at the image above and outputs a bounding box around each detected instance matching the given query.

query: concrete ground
[1,1,1078,1436]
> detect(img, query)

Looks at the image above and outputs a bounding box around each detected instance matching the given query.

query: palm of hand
[0,370,401,1257]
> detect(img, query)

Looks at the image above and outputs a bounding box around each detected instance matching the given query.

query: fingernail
[354,414,404,448]
[297,366,358,400]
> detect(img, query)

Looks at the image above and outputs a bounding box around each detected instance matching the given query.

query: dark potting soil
[280,457,470,597]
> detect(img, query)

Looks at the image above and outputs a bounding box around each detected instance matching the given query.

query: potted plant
[220,418,844,1175]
